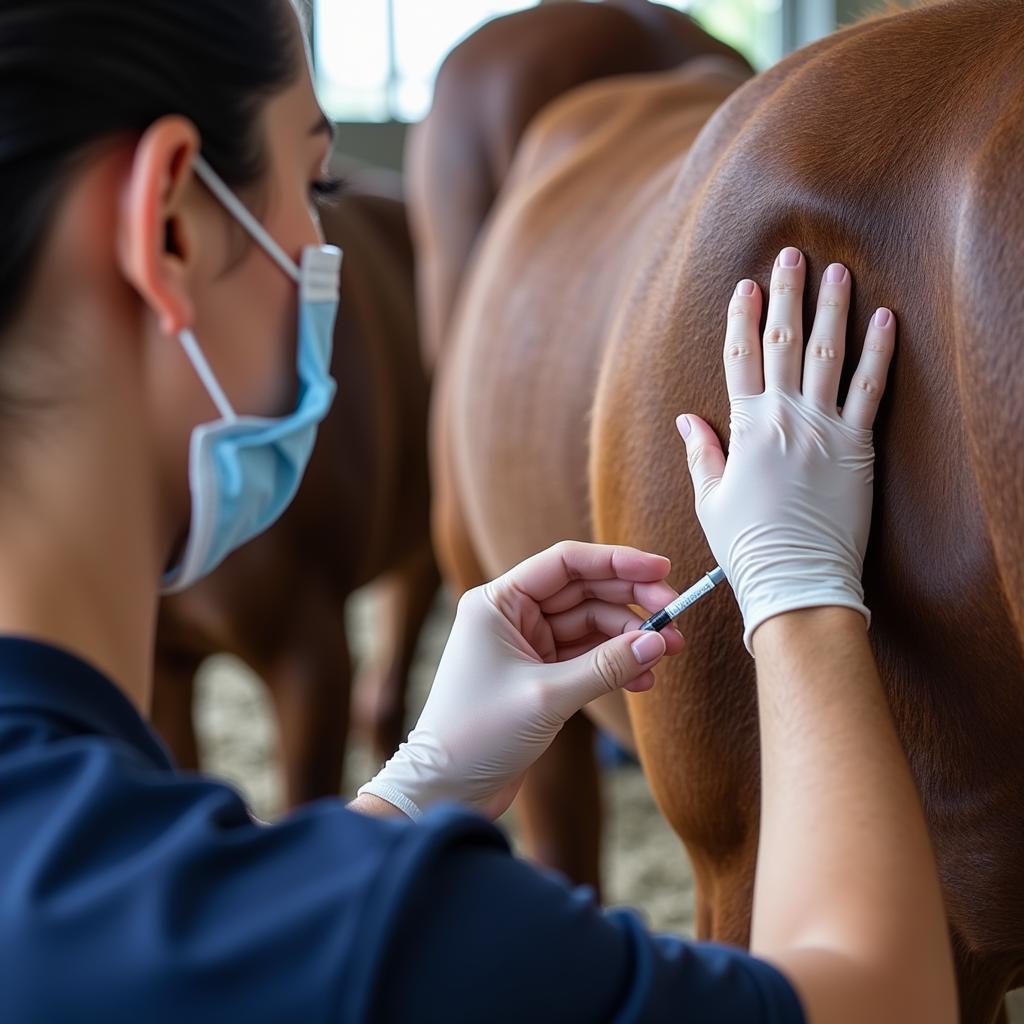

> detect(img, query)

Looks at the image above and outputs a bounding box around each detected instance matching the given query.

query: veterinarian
[0,2,955,1022]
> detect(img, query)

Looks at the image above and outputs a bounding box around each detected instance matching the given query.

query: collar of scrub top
[0,636,175,771]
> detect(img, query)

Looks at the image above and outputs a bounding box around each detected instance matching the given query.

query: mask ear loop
[179,153,307,422]
[177,328,236,422]
[191,154,301,284]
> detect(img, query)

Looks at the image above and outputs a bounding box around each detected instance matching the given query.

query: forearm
[348,793,409,819]
[750,607,955,1022]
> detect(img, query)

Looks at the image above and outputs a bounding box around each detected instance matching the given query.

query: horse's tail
[405,0,752,372]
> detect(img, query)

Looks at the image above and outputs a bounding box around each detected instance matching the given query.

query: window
[675,0,784,71]
[314,0,789,125]
[315,1,539,123]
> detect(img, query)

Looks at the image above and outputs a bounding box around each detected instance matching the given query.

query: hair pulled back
[0,0,300,334]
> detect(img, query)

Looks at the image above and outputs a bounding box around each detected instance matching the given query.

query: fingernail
[632,631,666,664]
[825,263,846,283]
[873,307,892,327]
[737,279,756,296]
[780,246,801,267]
[677,414,692,439]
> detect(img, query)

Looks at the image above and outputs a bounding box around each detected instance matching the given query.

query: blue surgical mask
[160,154,342,594]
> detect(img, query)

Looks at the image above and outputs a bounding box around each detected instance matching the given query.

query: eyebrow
[311,113,336,144]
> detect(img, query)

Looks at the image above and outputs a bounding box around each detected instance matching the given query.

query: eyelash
[310,176,345,208]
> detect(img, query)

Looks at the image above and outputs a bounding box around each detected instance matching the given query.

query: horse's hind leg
[352,542,440,765]
[953,945,1022,1024]
[516,713,602,891]
[264,590,350,807]
[149,649,202,772]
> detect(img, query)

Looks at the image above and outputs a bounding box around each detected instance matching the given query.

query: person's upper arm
[369,829,806,1024]
[2,739,418,1023]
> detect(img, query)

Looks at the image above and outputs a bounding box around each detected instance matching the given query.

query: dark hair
[0,0,301,336]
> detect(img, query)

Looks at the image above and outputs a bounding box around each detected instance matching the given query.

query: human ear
[117,115,201,338]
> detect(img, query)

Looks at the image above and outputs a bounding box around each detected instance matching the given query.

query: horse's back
[408,0,752,367]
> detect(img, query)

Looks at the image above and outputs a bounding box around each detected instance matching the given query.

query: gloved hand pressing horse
[358,541,683,819]
[677,246,896,654]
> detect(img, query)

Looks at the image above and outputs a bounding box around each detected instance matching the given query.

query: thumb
[547,628,667,713]
[677,414,725,507]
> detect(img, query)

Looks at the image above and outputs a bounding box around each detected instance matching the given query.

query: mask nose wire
[191,154,302,284]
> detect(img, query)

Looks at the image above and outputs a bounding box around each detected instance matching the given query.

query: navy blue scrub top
[0,636,805,1023]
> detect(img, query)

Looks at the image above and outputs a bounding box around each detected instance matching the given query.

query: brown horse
[408,0,758,889]
[410,1,1024,1021]
[150,180,438,808]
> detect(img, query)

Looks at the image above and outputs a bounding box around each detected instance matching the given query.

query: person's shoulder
[365,834,807,1024]
[639,934,808,1024]
[0,758,508,1022]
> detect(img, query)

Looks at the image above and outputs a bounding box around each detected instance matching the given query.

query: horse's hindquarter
[592,0,1024,994]
[448,59,751,577]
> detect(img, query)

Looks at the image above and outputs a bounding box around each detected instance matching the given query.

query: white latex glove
[677,247,896,655]
[358,541,684,820]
